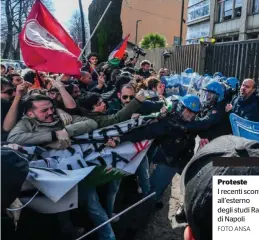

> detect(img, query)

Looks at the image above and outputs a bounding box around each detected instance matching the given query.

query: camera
[133,45,146,57]
[162,50,172,59]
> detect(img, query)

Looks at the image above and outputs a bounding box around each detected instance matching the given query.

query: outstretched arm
[3,82,31,132]
[119,117,177,143]
[51,76,77,109]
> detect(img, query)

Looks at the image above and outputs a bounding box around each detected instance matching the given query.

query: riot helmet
[200,81,225,107]
[184,68,194,74]
[225,77,239,91]
[213,72,223,78]
[176,94,201,122]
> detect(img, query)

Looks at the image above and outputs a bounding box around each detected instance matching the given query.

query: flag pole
[78,1,112,60]
[75,192,156,240]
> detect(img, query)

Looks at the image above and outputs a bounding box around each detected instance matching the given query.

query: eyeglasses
[122,95,134,100]
[1,88,15,95]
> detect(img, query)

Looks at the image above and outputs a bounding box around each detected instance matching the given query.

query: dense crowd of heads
[1,51,259,240]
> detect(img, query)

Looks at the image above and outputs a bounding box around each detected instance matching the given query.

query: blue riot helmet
[203,73,212,77]
[181,94,201,112]
[225,77,239,90]
[200,81,225,107]
[177,94,201,122]
[184,68,193,74]
[213,72,223,78]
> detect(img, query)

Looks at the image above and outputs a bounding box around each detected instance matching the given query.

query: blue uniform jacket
[184,101,231,140]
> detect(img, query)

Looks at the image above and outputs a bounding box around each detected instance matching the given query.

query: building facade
[121,0,187,46]
[186,0,259,44]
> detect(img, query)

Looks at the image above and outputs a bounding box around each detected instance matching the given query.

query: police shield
[229,113,259,141]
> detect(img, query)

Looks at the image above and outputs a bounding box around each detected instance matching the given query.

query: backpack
[1,147,29,211]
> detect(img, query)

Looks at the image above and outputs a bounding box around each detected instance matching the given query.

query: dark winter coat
[230,92,259,122]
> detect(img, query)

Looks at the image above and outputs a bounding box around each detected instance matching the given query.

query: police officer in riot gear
[185,81,231,140]
[175,81,231,220]
[107,94,201,202]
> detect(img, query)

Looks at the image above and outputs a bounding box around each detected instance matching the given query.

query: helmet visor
[200,90,218,107]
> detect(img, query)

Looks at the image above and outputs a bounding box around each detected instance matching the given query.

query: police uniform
[119,96,199,200]
[185,81,232,141]
[185,100,231,141]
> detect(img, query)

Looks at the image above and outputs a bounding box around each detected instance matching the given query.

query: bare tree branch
[69,10,90,52]
[2,0,54,59]
[10,0,20,12]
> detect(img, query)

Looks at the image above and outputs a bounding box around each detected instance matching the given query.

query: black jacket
[231,92,259,122]
[120,114,195,168]
[137,68,151,79]
[185,101,231,140]
[1,148,29,211]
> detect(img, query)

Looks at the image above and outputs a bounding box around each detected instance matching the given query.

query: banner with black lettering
[21,118,153,213]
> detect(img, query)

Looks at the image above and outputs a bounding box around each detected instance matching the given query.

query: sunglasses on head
[1,88,15,95]
[122,95,134,100]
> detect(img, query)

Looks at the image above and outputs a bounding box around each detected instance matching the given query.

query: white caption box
[213,176,259,240]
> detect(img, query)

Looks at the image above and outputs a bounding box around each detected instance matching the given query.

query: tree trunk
[13,41,20,60]
[3,0,13,59]
[13,0,22,60]
[78,0,86,60]
[88,0,123,62]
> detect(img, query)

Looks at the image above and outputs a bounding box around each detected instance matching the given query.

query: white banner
[21,118,153,213]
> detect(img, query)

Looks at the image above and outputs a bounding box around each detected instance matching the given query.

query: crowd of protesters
[1,51,259,240]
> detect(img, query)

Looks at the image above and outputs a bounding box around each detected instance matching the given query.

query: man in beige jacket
[7,94,98,149]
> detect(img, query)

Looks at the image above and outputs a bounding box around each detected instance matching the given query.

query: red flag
[19,0,82,75]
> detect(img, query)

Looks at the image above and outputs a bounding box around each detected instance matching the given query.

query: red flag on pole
[19,0,82,75]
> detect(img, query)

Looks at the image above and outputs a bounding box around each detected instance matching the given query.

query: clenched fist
[16,82,31,98]
[225,104,233,112]
[55,129,71,149]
